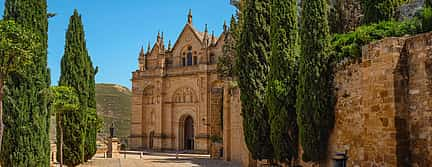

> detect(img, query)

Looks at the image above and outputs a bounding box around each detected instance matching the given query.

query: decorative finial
[160,32,165,49]
[147,41,151,54]
[211,31,215,43]
[203,24,209,44]
[188,9,192,24]
[168,40,172,51]
[140,46,144,56]
[157,31,161,41]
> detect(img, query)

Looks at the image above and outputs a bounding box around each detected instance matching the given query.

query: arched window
[187,46,193,66]
[210,53,216,64]
[193,56,198,65]
[182,57,186,66]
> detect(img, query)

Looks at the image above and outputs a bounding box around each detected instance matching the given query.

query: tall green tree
[50,86,84,167]
[361,0,406,24]
[0,20,37,152]
[218,16,238,79]
[427,0,432,7]
[84,108,98,161]
[84,30,98,161]
[297,0,335,162]
[267,0,299,164]
[235,0,273,160]
[59,9,98,162]
[1,0,51,166]
[218,1,243,79]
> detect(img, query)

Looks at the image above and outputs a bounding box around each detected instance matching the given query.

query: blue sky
[0,0,236,88]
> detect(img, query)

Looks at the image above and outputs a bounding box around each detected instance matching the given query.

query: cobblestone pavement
[78,153,240,167]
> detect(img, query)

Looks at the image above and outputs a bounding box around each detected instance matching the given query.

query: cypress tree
[1,0,51,166]
[59,9,97,162]
[218,16,238,79]
[84,109,98,161]
[235,0,273,160]
[267,0,299,163]
[84,32,98,161]
[0,20,38,152]
[297,0,335,162]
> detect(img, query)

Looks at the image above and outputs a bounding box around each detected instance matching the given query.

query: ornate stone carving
[143,86,155,105]
[172,87,197,103]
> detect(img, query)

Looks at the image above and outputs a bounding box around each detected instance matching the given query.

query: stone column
[107,137,113,158]
[223,82,231,161]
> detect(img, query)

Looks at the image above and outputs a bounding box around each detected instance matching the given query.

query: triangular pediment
[149,43,160,57]
[171,24,205,53]
[215,32,226,47]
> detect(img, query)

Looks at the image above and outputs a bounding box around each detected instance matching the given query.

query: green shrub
[330,10,432,62]
[419,7,432,32]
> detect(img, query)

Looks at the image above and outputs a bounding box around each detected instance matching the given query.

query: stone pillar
[130,79,143,149]
[155,79,163,151]
[223,82,231,161]
[112,138,121,158]
[107,138,113,158]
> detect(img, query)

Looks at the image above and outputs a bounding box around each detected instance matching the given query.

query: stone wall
[404,33,432,166]
[327,32,432,166]
[223,83,255,167]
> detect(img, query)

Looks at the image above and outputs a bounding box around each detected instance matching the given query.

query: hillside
[96,83,131,139]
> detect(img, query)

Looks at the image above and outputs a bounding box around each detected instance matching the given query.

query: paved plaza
[77,153,240,167]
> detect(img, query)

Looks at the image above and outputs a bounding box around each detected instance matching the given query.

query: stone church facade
[129,10,229,154]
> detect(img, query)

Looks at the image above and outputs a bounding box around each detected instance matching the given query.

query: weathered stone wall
[329,37,404,167]
[223,84,255,167]
[404,34,432,166]
[327,33,432,166]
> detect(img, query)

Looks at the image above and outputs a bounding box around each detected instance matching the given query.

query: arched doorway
[184,116,194,150]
